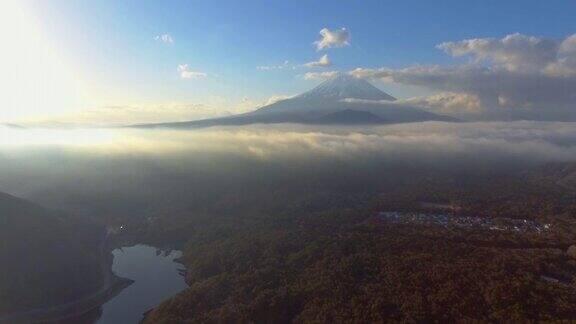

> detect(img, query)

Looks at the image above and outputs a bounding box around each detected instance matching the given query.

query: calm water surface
[97,244,187,323]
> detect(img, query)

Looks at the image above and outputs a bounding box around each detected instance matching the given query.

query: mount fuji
[137,73,456,128]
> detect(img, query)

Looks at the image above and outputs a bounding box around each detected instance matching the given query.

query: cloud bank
[303,71,339,80]
[2,122,576,167]
[1,122,575,217]
[349,33,576,121]
[437,33,576,76]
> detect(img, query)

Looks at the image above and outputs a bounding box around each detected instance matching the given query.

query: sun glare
[0,0,88,123]
[0,127,117,147]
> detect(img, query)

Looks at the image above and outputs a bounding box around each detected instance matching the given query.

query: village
[377,211,551,233]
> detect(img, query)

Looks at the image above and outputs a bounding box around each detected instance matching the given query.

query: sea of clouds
[0,121,575,210]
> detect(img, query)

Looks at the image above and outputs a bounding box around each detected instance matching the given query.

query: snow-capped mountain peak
[137,72,457,128]
[297,73,396,101]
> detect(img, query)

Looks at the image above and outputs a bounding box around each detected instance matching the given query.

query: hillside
[0,192,105,316]
[311,109,384,124]
[531,162,576,191]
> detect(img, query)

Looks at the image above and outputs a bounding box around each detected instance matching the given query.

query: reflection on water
[96,245,187,324]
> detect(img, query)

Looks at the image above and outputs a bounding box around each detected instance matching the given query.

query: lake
[97,244,188,323]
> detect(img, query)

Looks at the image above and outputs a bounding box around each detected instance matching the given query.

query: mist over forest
[1,121,575,219]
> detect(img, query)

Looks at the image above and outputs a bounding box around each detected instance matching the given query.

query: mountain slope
[530,162,576,191]
[136,73,456,128]
[0,192,105,316]
[311,109,384,124]
[296,73,396,101]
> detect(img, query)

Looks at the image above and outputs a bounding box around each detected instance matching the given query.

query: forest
[0,192,104,315]
[117,163,576,322]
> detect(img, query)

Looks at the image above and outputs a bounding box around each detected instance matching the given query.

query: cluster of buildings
[377,211,551,233]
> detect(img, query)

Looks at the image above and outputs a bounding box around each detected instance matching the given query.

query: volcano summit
[138,74,456,128]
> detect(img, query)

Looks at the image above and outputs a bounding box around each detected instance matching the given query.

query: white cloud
[258,56,332,71]
[547,34,576,76]
[314,28,350,50]
[350,65,576,118]
[178,64,207,79]
[349,33,576,121]
[437,33,576,77]
[398,93,482,115]
[256,60,294,71]
[154,34,174,44]
[303,71,340,80]
[305,54,332,68]
[338,92,482,117]
[234,94,296,112]
[261,94,295,106]
[437,33,558,73]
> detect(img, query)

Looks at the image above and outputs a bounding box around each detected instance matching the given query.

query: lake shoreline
[96,244,188,324]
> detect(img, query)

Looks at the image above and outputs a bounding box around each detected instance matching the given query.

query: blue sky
[3,0,576,123]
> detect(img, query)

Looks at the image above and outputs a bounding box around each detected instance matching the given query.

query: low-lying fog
[2,121,576,219]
